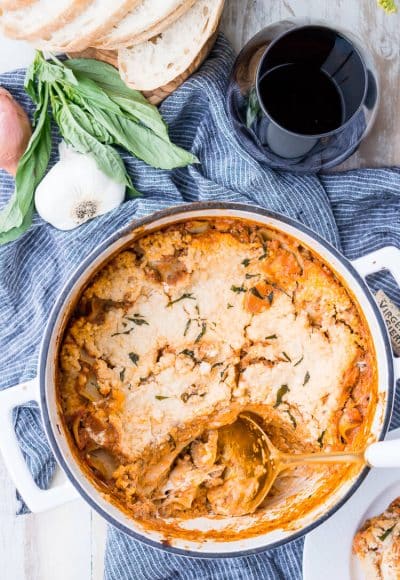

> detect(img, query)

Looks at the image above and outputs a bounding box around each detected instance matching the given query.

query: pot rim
[39,201,395,558]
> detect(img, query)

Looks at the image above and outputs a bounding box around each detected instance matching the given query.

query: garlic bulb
[35,141,125,230]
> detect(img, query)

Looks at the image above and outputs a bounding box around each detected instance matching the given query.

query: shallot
[0,87,31,176]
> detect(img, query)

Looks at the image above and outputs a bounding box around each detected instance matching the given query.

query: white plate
[303,427,400,580]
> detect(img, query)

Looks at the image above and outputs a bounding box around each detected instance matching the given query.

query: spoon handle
[280,451,365,468]
[365,439,400,468]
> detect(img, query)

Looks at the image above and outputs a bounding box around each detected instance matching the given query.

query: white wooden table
[1,1,400,579]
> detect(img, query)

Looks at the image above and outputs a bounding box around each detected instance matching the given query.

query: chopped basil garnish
[258,244,268,260]
[155,395,170,400]
[317,430,326,448]
[265,334,277,340]
[120,368,125,381]
[180,349,199,363]
[111,329,134,337]
[128,352,139,366]
[195,322,207,343]
[126,316,149,326]
[245,273,259,279]
[167,293,196,307]
[181,385,204,403]
[267,291,274,305]
[282,351,291,362]
[167,434,176,450]
[227,303,234,309]
[274,384,289,407]
[303,371,310,386]
[231,285,246,294]
[211,362,223,369]
[294,355,304,367]
[220,364,230,380]
[241,258,250,267]
[378,525,395,542]
[113,314,148,336]
[184,319,192,336]
[286,409,297,429]
[250,286,264,299]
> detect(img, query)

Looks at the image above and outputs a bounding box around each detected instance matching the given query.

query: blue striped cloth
[0,35,399,580]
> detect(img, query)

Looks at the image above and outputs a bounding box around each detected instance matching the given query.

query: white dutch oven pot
[0,203,399,557]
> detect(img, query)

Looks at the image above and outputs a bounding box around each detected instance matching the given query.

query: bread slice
[95,0,197,50]
[33,0,141,52]
[0,0,34,10]
[0,0,92,41]
[118,0,224,92]
[353,498,400,580]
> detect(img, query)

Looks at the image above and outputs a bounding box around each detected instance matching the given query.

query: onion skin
[0,87,32,176]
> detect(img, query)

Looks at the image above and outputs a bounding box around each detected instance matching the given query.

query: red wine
[227,23,376,171]
[259,63,345,135]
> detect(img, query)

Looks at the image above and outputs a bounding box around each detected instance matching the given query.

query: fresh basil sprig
[0,74,51,244]
[0,51,198,244]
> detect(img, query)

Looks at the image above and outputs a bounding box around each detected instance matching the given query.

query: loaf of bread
[0,0,92,40]
[119,0,224,91]
[34,0,141,52]
[0,0,224,103]
[95,0,198,50]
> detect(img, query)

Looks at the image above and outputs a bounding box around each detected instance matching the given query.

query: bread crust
[94,0,198,50]
[1,0,93,41]
[34,0,142,52]
[118,0,225,92]
[0,0,34,10]
[142,30,219,104]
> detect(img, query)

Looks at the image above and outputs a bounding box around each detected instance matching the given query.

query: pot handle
[365,439,400,468]
[0,378,79,513]
[351,245,400,380]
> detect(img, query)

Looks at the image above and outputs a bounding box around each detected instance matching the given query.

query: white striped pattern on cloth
[0,35,399,579]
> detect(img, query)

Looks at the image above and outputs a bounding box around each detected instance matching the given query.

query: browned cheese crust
[58,219,377,541]
[353,498,400,580]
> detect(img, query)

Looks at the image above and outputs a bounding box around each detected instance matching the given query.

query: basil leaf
[274,384,290,408]
[378,525,395,542]
[91,108,197,169]
[64,101,113,144]
[0,85,51,239]
[55,99,138,194]
[62,75,168,145]
[110,95,169,141]
[66,73,122,115]
[66,58,169,141]
[0,204,34,244]
[63,57,197,165]
[65,59,145,99]
[24,51,42,103]
[35,53,77,86]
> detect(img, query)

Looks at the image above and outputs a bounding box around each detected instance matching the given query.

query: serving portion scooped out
[58,218,377,541]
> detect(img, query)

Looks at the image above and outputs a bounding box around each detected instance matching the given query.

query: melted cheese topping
[353,498,400,579]
[58,219,377,540]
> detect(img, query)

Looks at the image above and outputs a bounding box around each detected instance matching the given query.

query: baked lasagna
[58,218,377,540]
[353,498,400,579]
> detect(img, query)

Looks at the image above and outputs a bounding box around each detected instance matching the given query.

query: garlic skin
[35,141,125,231]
